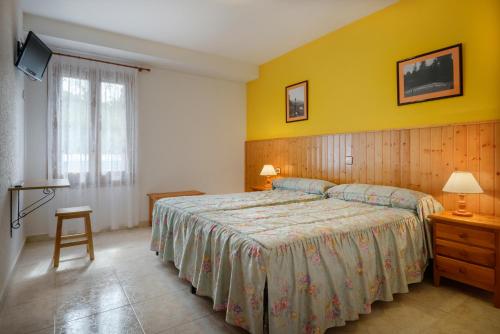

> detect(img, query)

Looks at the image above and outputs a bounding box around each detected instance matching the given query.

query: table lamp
[442,171,483,217]
[260,164,277,188]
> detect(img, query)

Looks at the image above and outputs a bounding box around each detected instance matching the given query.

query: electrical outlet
[346,156,353,165]
[275,167,281,174]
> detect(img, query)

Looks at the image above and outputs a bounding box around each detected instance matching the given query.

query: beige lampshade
[442,171,483,194]
[260,165,277,176]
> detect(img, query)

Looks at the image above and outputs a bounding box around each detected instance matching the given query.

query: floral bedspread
[151,190,322,252]
[152,195,442,334]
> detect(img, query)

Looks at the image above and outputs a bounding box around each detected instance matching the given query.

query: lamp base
[265,176,272,187]
[452,210,473,217]
[452,194,473,217]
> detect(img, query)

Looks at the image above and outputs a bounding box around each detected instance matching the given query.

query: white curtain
[47,55,139,235]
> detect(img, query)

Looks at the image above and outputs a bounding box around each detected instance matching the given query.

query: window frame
[52,73,134,186]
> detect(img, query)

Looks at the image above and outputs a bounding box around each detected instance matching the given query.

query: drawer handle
[458,233,468,239]
[458,267,467,274]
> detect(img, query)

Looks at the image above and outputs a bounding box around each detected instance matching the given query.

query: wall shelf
[8,179,70,237]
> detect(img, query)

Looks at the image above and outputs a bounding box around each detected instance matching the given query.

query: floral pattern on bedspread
[155,189,323,215]
[326,184,444,258]
[151,190,322,252]
[152,195,443,334]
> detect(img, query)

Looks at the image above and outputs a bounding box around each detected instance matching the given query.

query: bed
[151,182,443,334]
[151,178,334,252]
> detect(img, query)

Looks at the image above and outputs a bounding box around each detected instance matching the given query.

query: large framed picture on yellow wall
[286,80,308,122]
[397,44,462,105]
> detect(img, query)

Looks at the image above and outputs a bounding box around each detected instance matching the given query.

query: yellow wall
[246,0,500,141]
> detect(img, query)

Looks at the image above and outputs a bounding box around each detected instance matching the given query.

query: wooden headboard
[245,120,500,217]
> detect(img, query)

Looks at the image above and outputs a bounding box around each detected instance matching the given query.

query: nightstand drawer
[435,255,495,291]
[435,223,495,249]
[435,239,496,267]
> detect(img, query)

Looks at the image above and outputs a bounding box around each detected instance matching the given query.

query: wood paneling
[245,120,500,217]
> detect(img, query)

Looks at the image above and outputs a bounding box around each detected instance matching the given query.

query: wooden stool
[53,206,95,267]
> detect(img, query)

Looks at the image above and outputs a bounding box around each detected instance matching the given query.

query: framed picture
[286,80,308,122]
[397,44,462,105]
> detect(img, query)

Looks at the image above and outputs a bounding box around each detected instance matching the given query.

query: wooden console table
[147,190,205,226]
[8,179,70,237]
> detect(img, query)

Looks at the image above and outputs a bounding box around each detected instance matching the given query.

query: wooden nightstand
[429,211,500,308]
[251,185,272,191]
[147,190,205,226]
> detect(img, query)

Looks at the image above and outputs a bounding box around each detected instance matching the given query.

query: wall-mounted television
[15,31,52,81]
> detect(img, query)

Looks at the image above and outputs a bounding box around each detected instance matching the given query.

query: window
[60,76,90,174]
[100,82,127,178]
[48,58,137,187]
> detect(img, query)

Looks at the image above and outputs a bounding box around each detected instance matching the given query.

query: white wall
[23,66,246,235]
[137,68,246,220]
[0,0,26,300]
[24,72,47,182]
[22,72,48,236]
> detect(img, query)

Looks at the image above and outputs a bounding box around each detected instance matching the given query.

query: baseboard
[25,223,151,243]
[0,235,26,310]
[25,234,51,242]
[138,220,150,227]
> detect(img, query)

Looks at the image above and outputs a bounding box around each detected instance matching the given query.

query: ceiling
[21,0,396,65]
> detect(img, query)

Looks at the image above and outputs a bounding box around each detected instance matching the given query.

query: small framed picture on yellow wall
[286,80,308,122]
[397,44,462,105]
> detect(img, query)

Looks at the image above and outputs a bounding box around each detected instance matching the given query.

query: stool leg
[85,214,95,261]
[84,216,90,254]
[53,217,63,267]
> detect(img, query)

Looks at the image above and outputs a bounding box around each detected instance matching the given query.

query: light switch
[346,156,353,165]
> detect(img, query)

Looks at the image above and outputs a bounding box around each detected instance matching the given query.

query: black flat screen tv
[15,31,52,81]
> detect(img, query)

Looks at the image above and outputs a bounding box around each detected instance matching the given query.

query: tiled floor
[1,227,499,334]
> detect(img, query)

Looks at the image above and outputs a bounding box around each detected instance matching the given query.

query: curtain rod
[52,52,151,72]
